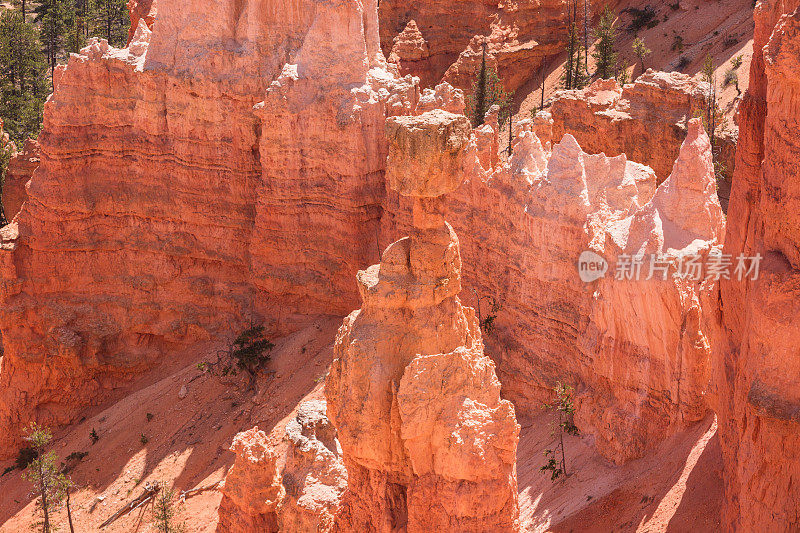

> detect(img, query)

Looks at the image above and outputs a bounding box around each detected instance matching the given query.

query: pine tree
[632,36,651,74]
[93,0,130,47]
[702,54,718,143]
[152,486,186,533]
[616,58,630,85]
[466,43,511,127]
[572,38,588,89]
[34,0,75,75]
[540,68,545,110]
[22,424,72,533]
[592,6,618,80]
[10,0,29,20]
[0,9,50,144]
[0,132,13,227]
[71,0,91,52]
[563,0,588,90]
[564,0,576,89]
[471,42,489,127]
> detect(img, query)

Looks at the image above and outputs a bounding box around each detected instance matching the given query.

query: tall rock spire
[325,110,520,531]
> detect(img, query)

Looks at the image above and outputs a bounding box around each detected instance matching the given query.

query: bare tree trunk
[584,0,589,72]
[66,488,75,533]
[540,69,545,109]
[375,224,381,262]
[38,460,51,533]
[558,411,568,476]
[507,113,512,155]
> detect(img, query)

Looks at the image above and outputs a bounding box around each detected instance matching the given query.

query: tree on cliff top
[632,36,651,74]
[23,423,72,533]
[592,6,619,80]
[466,42,511,127]
[0,10,49,145]
[34,0,75,75]
[563,0,588,90]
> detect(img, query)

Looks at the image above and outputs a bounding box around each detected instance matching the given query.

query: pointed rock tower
[326,110,520,532]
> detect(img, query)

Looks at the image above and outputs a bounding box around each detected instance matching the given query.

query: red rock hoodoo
[325,110,520,531]
[217,400,347,533]
[5,0,800,528]
[379,0,569,92]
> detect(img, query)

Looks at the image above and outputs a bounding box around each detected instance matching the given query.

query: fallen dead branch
[99,481,161,528]
[179,479,223,502]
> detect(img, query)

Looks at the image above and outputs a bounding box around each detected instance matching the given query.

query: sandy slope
[0,317,340,532]
[518,414,721,532]
[0,317,722,532]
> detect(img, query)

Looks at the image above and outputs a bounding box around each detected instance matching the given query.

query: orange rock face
[126,0,156,45]
[217,401,347,533]
[379,0,568,92]
[711,1,800,530]
[2,140,39,222]
[578,118,724,462]
[217,428,283,533]
[0,0,418,457]
[550,72,737,183]
[0,0,743,497]
[326,110,520,531]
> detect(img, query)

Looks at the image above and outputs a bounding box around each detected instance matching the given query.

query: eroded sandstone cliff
[0,0,733,478]
[550,72,736,183]
[711,1,800,530]
[2,140,39,222]
[0,0,417,456]
[379,0,570,93]
[380,111,724,463]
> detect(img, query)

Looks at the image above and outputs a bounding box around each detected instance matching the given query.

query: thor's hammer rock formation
[325,110,520,532]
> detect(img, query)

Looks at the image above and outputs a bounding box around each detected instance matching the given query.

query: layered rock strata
[711,1,800,530]
[550,72,737,183]
[0,0,417,456]
[0,0,734,475]
[2,140,39,222]
[326,110,520,531]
